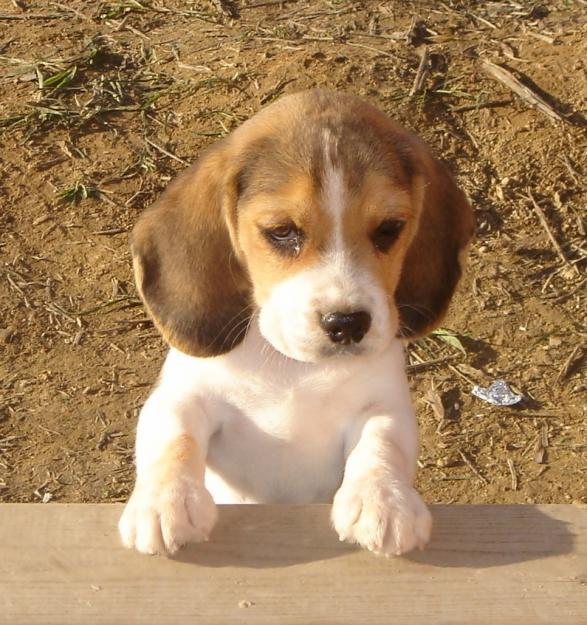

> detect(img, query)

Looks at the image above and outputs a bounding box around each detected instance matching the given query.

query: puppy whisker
[214,304,256,353]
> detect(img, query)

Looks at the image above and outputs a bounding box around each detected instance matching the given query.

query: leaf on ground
[431,328,467,354]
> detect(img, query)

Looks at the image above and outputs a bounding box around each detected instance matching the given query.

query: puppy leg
[332,412,432,557]
[119,391,217,555]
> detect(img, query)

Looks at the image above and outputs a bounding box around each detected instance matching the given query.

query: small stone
[238,600,254,609]
[436,455,459,468]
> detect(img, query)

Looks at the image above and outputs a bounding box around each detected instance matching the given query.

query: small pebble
[238,600,254,609]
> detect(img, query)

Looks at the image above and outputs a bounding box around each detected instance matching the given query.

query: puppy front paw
[331,476,432,556]
[119,477,217,555]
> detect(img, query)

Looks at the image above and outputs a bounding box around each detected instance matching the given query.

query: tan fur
[238,175,329,303]
[131,89,474,356]
[149,434,204,484]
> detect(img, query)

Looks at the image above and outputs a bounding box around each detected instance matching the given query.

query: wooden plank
[0,504,585,625]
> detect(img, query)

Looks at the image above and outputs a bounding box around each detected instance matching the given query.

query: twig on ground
[510,411,561,418]
[481,59,564,122]
[559,154,581,184]
[144,137,189,166]
[555,345,584,384]
[344,41,398,59]
[260,78,296,104]
[525,189,580,276]
[451,99,511,113]
[240,0,298,9]
[448,364,476,386]
[93,227,128,236]
[458,450,488,484]
[525,29,556,45]
[0,13,63,20]
[507,458,518,490]
[406,354,458,373]
[468,11,497,29]
[50,2,91,21]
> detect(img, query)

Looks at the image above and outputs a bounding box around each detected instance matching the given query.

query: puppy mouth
[262,331,368,363]
[320,343,366,358]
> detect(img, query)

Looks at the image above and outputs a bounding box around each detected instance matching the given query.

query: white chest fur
[135,322,415,505]
[124,321,429,556]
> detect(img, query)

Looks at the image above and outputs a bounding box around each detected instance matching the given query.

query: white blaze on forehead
[322,129,346,253]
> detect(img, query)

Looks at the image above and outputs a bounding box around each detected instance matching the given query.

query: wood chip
[238,600,254,608]
[409,46,429,96]
[32,214,52,226]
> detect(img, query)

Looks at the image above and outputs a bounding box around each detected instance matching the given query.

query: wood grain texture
[0,504,585,625]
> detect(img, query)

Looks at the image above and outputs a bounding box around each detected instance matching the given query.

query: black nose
[320,311,372,345]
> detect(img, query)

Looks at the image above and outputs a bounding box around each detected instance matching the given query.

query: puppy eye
[371,219,405,253]
[262,223,304,255]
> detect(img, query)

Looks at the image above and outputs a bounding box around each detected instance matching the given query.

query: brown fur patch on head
[231,91,422,313]
[240,90,474,338]
[132,89,473,356]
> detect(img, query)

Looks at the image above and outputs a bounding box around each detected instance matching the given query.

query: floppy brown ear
[396,147,475,338]
[131,142,252,357]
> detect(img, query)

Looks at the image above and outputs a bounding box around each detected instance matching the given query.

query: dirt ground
[0,0,585,507]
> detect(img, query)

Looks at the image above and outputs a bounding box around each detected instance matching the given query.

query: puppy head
[132,90,474,361]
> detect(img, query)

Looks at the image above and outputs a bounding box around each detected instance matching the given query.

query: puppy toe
[134,508,166,555]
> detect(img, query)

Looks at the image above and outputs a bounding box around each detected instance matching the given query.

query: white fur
[258,256,391,362]
[322,131,345,253]
[119,320,431,556]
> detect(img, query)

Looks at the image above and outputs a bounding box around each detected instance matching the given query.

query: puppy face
[131,91,474,360]
[236,161,416,362]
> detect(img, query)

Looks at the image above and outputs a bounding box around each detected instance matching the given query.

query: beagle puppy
[119,90,474,557]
